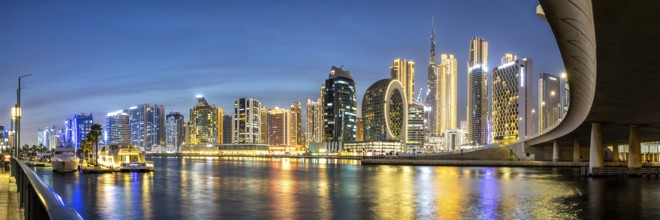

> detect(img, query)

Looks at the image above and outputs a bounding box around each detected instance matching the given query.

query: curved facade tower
[467,37,489,145]
[322,66,358,142]
[362,79,408,142]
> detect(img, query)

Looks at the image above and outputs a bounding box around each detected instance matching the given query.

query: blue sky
[0,0,564,145]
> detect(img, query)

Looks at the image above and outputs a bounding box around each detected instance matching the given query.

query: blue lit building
[65,113,94,151]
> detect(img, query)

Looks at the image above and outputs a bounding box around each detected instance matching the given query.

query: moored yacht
[98,144,154,172]
[51,147,79,172]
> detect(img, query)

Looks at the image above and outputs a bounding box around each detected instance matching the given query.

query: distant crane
[415,88,427,104]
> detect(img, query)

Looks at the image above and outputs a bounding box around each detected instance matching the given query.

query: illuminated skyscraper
[491,55,533,144]
[424,19,439,136]
[356,117,364,141]
[189,96,218,145]
[217,107,224,144]
[390,59,415,104]
[106,110,130,145]
[268,107,289,146]
[165,110,184,149]
[467,37,489,145]
[362,79,407,142]
[232,98,262,144]
[305,98,323,145]
[407,103,425,147]
[65,113,93,150]
[323,66,357,143]
[438,53,458,135]
[129,104,165,148]
[538,72,561,133]
[290,102,302,146]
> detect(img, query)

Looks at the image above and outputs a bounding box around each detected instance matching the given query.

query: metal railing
[11,158,83,220]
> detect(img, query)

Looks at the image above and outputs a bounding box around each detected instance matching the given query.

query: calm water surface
[35,156,660,219]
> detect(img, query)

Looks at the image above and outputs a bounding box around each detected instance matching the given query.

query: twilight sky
[0,0,564,145]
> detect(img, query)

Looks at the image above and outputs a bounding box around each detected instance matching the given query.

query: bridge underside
[529,0,660,149]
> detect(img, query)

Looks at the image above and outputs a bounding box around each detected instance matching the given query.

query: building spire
[429,16,436,65]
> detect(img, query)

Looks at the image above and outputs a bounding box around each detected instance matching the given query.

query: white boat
[51,148,79,172]
[98,144,154,172]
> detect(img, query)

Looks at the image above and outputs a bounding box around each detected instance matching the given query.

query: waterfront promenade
[0,173,20,220]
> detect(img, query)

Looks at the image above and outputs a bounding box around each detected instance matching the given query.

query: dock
[80,166,113,173]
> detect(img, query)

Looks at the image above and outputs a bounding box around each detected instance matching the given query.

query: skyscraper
[65,113,93,150]
[438,53,458,135]
[165,110,184,150]
[129,104,164,148]
[222,114,232,145]
[323,66,358,143]
[232,98,262,144]
[218,107,224,144]
[491,55,533,144]
[390,59,415,104]
[260,106,268,144]
[305,98,323,146]
[467,37,489,145]
[362,79,407,142]
[538,72,561,133]
[268,107,288,146]
[407,103,425,147]
[190,96,218,145]
[290,102,302,146]
[424,19,439,136]
[106,110,130,145]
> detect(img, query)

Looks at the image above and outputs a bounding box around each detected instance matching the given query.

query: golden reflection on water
[269,158,298,219]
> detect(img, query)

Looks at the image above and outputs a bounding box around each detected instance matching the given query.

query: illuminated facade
[390,58,415,104]
[467,37,489,145]
[165,110,184,149]
[305,98,323,145]
[491,55,533,144]
[407,103,425,147]
[129,104,165,148]
[438,53,458,135]
[217,107,224,144]
[424,20,439,137]
[232,98,262,144]
[65,112,94,150]
[189,96,218,145]
[342,140,403,155]
[290,102,302,146]
[445,129,463,151]
[323,66,357,142]
[538,73,561,133]
[356,117,364,141]
[106,110,130,145]
[362,79,407,143]
[260,106,268,144]
[268,107,292,146]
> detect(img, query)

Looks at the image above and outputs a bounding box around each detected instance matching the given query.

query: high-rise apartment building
[65,113,93,150]
[425,20,439,136]
[467,38,489,145]
[106,110,130,145]
[129,104,165,148]
[260,106,268,145]
[290,102,302,146]
[390,59,415,104]
[305,98,323,145]
[232,98,262,144]
[189,96,218,145]
[438,53,458,135]
[491,55,533,144]
[217,107,224,144]
[165,110,185,149]
[538,73,561,133]
[323,66,358,143]
[268,107,289,146]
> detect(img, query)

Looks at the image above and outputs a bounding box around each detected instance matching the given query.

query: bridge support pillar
[589,123,603,173]
[552,140,559,162]
[612,144,620,162]
[629,125,642,168]
[573,141,580,162]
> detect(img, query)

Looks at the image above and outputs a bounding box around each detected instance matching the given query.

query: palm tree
[81,139,93,164]
[89,124,103,165]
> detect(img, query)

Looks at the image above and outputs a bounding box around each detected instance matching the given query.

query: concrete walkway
[0,172,22,220]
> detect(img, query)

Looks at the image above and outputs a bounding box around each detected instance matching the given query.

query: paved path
[0,171,22,220]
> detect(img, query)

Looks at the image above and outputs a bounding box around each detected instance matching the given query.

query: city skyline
[0,0,564,145]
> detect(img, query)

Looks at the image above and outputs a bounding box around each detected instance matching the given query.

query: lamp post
[16,74,32,158]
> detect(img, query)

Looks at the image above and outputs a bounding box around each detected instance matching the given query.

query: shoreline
[146,153,363,160]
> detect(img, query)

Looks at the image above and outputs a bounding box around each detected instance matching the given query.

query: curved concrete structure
[524,0,660,149]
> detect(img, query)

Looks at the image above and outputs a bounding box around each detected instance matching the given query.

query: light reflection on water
[34,157,660,219]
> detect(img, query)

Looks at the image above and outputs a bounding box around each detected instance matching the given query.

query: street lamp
[16,74,32,158]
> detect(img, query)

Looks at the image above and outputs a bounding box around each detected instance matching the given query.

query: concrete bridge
[513,0,660,173]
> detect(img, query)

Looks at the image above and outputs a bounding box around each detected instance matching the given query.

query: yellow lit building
[390,58,415,104]
[189,95,218,145]
[438,54,458,135]
[491,55,533,144]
